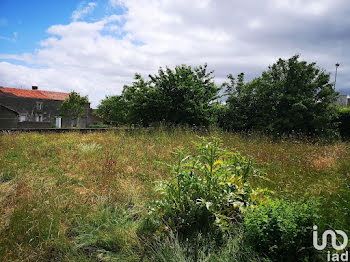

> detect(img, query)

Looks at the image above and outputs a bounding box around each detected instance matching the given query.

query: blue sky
[0,0,124,54]
[1,1,76,53]
[0,0,349,107]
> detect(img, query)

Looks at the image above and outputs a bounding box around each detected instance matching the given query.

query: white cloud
[0,32,18,42]
[271,0,333,16]
[71,2,97,21]
[248,19,263,30]
[0,0,350,107]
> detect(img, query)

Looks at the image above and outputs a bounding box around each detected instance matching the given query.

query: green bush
[336,107,350,140]
[148,137,269,240]
[244,199,320,261]
[99,64,221,127]
[223,55,338,138]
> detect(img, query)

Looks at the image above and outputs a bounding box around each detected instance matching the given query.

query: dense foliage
[59,91,89,120]
[95,95,128,125]
[222,55,338,137]
[149,138,268,240]
[336,107,350,140]
[245,199,320,261]
[98,64,221,127]
[96,55,344,138]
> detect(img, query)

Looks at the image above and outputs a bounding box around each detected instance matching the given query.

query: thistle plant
[149,137,270,237]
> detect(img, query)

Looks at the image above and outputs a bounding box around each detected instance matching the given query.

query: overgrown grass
[0,128,349,261]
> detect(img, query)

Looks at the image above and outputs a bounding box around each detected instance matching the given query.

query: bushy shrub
[148,137,269,240]
[223,55,338,137]
[244,198,320,261]
[336,107,350,140]
[101,64,221,127]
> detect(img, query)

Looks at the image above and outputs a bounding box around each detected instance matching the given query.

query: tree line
[66,54,344,138]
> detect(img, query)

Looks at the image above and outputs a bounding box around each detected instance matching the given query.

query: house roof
[0,86,69,101]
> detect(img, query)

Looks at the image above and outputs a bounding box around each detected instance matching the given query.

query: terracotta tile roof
[0,86,69,101]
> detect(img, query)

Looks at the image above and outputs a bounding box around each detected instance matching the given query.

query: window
[19,115,26,122]
[37,102,43,110]
[35,115,43,122]
[55,117,62,128]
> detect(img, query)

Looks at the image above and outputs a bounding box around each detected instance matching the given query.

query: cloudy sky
[0,0,349,107]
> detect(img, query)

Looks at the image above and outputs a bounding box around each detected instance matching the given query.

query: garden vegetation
[96,55,344,140]
[0,129,349,261]
[1,54,349,261]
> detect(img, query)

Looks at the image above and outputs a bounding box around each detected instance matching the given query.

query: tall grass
[0,128,349,260]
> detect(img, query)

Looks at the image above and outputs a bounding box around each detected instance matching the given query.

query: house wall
[17,121,52,128]
[0,105,18,128]
[87,109,103,126]
[0,94,93,129]
[62,117,72,128]
[60,105,90,128]
[0,96,62,127]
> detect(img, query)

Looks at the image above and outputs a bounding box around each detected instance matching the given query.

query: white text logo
[313,225,348,250]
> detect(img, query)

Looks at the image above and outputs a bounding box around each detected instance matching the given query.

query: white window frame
[35,114,43,122]
[19,115,26,122]
[37,102,43,110]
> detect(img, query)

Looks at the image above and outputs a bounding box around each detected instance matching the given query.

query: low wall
[18,121,52,128]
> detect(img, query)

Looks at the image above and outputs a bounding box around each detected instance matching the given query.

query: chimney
[32,86,38,90]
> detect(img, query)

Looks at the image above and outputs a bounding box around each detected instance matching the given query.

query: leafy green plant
[244,198,320,261]
[59,91,89,123]
[336,106,350,140]
[149,137,269,239]
[223,55,338,138]
[95,95,129,126]
[104,64,221,127]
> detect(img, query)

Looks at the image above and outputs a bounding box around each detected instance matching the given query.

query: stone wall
[0,95,62,126]
[0,105,18,128]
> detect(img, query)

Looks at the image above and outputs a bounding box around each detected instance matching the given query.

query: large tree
[223,55,338,136]
[59,91,89,123]
[98,64,221,127]
[147,64,221,126]
[95,95,128,125]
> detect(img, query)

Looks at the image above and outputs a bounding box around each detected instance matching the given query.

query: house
[0,86,98,129]
[335,94,350,107]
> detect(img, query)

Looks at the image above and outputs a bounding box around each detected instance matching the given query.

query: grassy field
[0,128,349,261]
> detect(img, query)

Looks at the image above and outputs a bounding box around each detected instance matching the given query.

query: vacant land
[0,129,349,261]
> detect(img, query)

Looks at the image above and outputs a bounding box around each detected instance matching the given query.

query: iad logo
[313,225,348,262]
[313,225,348,250]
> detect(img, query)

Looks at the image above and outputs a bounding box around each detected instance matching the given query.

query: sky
[0,0,349,108]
